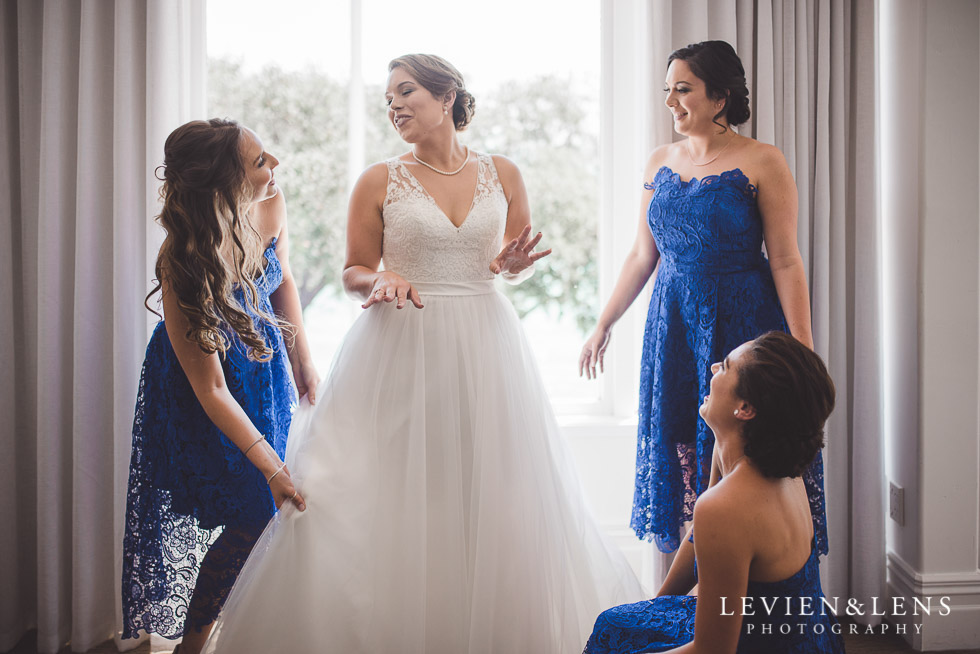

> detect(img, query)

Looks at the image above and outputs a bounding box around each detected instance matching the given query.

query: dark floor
[5,625,980,653]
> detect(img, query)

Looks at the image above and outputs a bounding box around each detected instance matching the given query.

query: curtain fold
[0,1,206,652]
[74,0,118,644]
[110,3,150,651]
[643,0,885,621]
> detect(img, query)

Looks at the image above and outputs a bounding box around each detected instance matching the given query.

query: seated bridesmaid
[585,331,844,654]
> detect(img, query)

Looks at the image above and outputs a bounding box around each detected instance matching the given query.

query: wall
[882,0,980,649]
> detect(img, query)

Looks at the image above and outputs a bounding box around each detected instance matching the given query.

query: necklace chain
[686,132,736,167]
[412,146,469,176]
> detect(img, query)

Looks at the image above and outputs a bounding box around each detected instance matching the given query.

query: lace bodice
[381,152,507,283]
[646,166,764,273]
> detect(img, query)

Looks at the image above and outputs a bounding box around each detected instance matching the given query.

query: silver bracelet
[242,435,266,456]
[266,462,287,485]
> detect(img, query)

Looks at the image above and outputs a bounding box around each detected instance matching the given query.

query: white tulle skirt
[203,280,644,654]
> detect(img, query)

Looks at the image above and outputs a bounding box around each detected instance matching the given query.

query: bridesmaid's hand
[490,225,552,276]
[269,463,306,512]
[362,271,424,310]
[292,358,321,405]
[579,326,611,380]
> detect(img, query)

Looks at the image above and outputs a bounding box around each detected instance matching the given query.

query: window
[207,0,645,420]
[208,0,654,586]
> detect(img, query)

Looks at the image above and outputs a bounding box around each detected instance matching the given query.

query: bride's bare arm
[343,162,423,310]
[490,155,551,280]
[492,155,532,242]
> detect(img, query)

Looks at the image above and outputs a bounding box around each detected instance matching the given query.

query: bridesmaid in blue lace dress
[585,332,844,654]
[121,119,319,654]
[579,41,826,554]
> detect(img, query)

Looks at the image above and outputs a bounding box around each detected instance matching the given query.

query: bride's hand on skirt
[490,225,552,276]
[579,327,611,379]
[269,464,306,512]
[362,272,424,310]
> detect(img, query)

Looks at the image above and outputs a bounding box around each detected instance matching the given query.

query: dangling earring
[444,107,449,115]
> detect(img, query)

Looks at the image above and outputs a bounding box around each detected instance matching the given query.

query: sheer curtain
[0,1,206,652]
[637,0,884,617]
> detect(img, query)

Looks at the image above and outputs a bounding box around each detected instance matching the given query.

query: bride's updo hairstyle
[147,118,275,361]
[389,53,476,131]
[734,331,835,479]
[668,40,751,130]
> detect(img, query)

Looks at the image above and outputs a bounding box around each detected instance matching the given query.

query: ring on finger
[290,490,298,500]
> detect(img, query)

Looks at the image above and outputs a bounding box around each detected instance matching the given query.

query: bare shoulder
[694,474,762,533]
[644,143,679,178]
[757,140,790,168]
[739,138,791,177]
[489,154,525,198]
[695,481,743,520]
[358,160,391,188]
[490,153,521,179]
[350,161,391,205]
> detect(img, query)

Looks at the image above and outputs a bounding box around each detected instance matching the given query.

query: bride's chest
[382,192,508,252]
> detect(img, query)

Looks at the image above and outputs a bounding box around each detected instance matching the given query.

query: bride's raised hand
[490,225,552,276]
[361,271,424,310]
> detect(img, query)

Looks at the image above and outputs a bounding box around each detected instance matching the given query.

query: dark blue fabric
[585,595,698,653]
[584,541,845,653]
[630,167,827,555]
[121,240,296,639]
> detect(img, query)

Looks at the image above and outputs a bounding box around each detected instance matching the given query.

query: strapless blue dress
[631,167,827,555]
[584,539,845,653]
[121,239,296,638]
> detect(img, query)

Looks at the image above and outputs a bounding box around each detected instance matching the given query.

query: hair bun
[726,83,750,127]
[453,87,476,131]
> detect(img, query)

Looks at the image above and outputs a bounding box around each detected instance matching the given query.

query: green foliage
[209,58,348,306]
[464,75,600,331]
[209,60,598,332]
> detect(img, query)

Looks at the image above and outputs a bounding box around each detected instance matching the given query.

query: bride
[203,53,644,654]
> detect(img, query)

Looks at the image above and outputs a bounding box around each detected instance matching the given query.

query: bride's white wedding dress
[203,153,644,653]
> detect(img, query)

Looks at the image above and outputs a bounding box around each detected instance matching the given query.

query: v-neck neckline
[399,155,480,229]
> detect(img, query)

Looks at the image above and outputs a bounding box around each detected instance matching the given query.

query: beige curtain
[0,1,206,652]
[641,0,884,619]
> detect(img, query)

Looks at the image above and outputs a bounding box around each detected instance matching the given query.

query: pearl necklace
[412,147,469,176]
[686,132,736,167]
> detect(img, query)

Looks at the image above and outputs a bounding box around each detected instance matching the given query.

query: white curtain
[0,1,206,652]
[640,0,885,619]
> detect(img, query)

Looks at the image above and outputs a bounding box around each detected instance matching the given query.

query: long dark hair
[146,118,274,361]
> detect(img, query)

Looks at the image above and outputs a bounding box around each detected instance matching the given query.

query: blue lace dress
[584,538,845,653]
[631,167,827,554]
[122,239,296,639]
